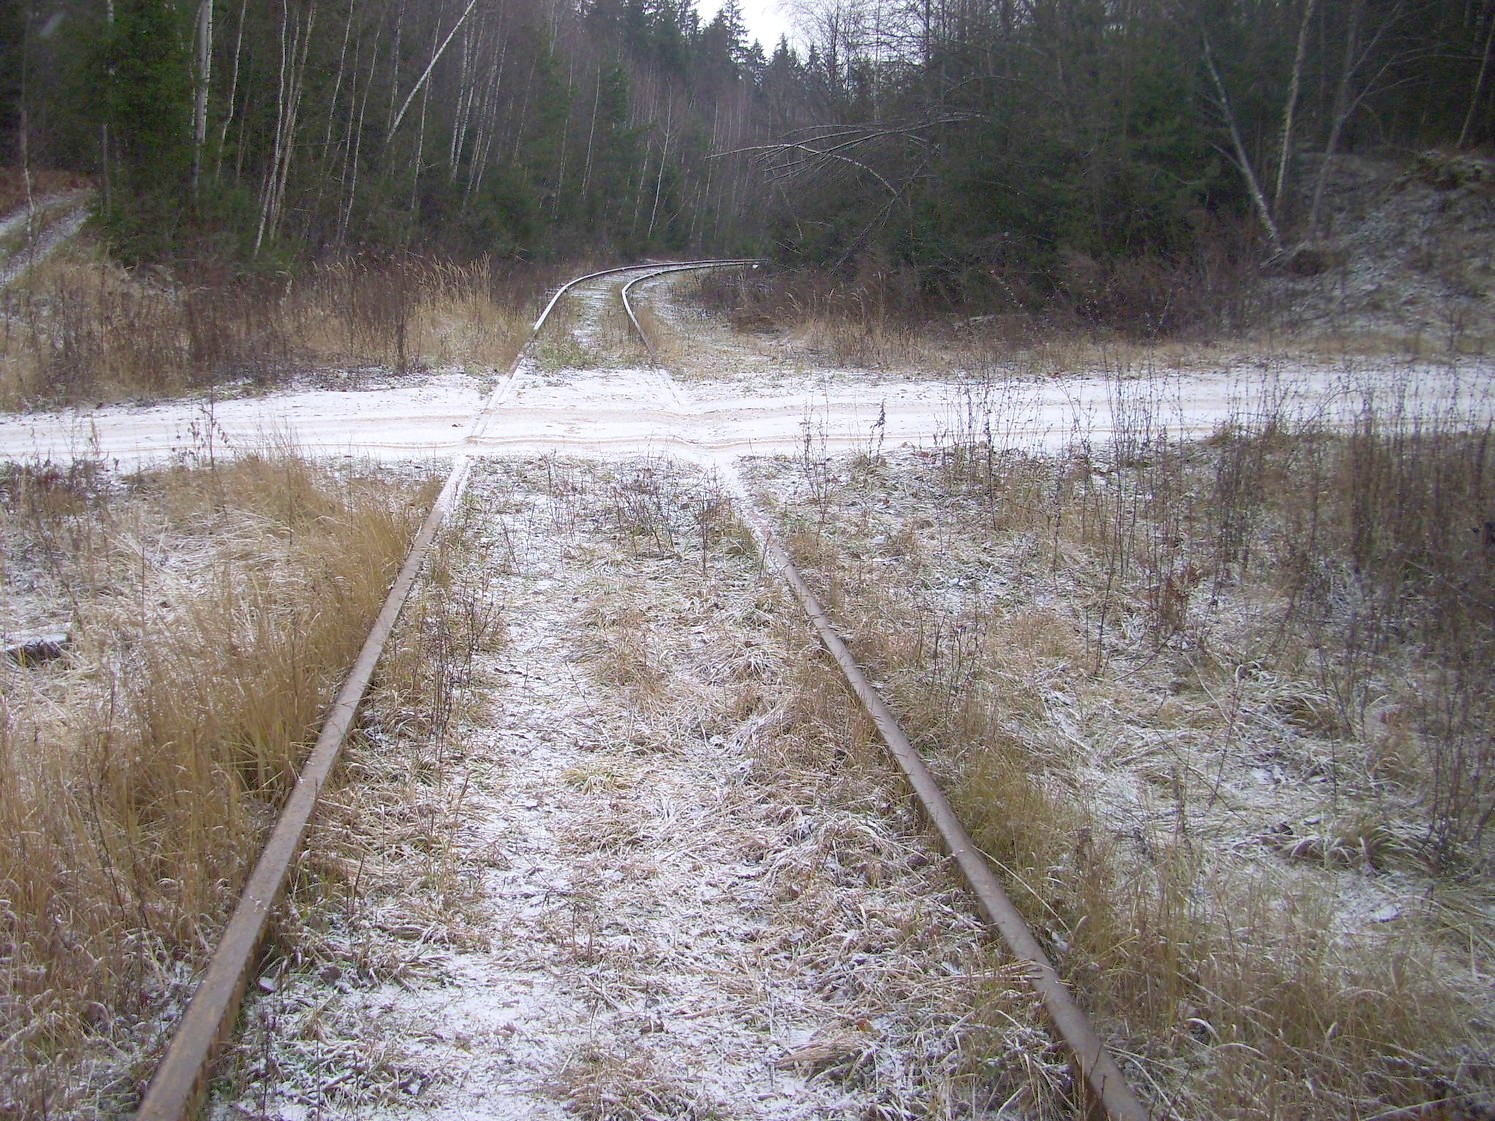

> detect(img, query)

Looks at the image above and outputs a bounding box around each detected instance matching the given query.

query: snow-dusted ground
[193,277,1074,1120]
[3,352,1490,471]
[0,371,489,467]
[0,191,91,289]
[8,266,1493,1119]
[214,458,1054,1120]
[1,231,1488,470]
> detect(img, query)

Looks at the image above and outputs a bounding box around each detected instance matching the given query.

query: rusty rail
[612,267,1153,1121]
[134,259,768,1120]
[134,457,473,1121]
[747,512,1153,1121]
[619,259,763,365]
[469,259,760,443]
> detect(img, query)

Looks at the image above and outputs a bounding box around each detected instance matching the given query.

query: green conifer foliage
[103,0,191,191]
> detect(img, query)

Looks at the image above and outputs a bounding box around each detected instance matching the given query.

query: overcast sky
[712,0,799,52]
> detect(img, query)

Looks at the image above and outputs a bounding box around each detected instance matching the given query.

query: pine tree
[103,0,192,197]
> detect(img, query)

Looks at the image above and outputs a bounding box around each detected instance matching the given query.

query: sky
[711,0,799,52]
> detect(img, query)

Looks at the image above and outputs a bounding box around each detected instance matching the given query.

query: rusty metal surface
[757,531,1154,1121]
[134,458,473,1121]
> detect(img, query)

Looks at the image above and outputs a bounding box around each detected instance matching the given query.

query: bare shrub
[0,245,534,408]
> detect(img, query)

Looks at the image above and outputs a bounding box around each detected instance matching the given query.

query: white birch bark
[191,0,212,197]
[1203,35,1282,256]
[386,0,479,147]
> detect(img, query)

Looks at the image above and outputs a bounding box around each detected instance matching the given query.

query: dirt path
[0,191,90,289]
[5,351,1489,469]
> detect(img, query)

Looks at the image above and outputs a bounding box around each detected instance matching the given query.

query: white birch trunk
[191,0,212,197]
[1203,36,1282,256]
[386,0,479,147]
[1274,0,1316,213]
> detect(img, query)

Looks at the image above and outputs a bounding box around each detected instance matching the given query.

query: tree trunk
[409,7,442,217]
[448,14,478,181]
[191,0,212,198]
[1307,0,1365,240]
[647,104,673,241]
[215,0,247,181]
[340,29,382,246]
[386,0,479,148]
[102,0,114,212]
[254,3,292,255]
[1275,0,1316,214]
[255,1,318,255]
[1459,0,1495,147]
[465,38,506,201]
[552,54,577,219]
[1203,35,1283,256]
[580,64,601,201]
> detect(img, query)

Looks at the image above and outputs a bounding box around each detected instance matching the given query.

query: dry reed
[751,369,1495,1119]
[0,239,533,409]
[0,446,436,1117]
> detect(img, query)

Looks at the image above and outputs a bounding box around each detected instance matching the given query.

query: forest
[2,0,1493,323]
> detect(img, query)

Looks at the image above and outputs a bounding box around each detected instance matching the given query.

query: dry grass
[291,257,529,375]
[206,485,505,1114]
[0,237,532,409]
[185,455,1080,1119]
[681,266,933,369]
[629,298,675,367]
[572,459,1074,1117]
[676,266,1239,382]
[0,445,437,1117]
[679,266,1489,383]
[749,373,1495,1119]
[533,283,649,372]
[552,1041,726,1120]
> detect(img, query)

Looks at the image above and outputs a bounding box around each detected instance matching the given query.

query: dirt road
[2,348,1487,471]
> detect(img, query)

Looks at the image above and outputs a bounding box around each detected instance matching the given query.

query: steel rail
[750,523,1153,1121]
[619,259,764,365]
[536,257,759,335]
[133,259,764,1121]
[134,457,473,1121]
[468,259,762,444]
[531,261,661,332]
[613,268,1154,1121]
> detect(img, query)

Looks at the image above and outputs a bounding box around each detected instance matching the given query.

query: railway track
[137,262,1153,1121]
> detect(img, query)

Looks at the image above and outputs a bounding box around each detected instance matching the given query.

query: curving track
[136,261,765,1121]
[136,262,1152,1121]
[0,191,92,290]
[624,267,1151,1121]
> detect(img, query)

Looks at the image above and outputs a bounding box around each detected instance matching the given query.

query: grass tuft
[752,368,1495,1118]
[0,446,436,1116]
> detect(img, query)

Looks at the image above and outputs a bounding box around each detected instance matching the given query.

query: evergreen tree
[103,0,192,195]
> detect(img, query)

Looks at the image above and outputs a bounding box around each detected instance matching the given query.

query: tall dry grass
[687,265,927,367]
[765,371,1495,1118]
[0,447,436,1117]
[0,244,535,409]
